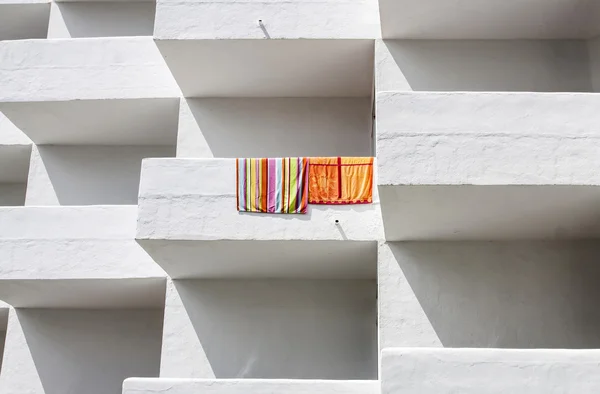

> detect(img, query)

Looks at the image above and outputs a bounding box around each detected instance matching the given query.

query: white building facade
[1,1,600,393]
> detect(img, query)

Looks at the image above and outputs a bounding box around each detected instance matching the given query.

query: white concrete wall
[379,241,600,349]
[0,37,179,102]
[26,145,174,206]
[376,92,600,186]
[177,98,372,158]
[0,308,163,394]
[160,279,377,380]
[124,378,379,394]
[47,2,155,38]
[381,348,600,394]
[154,0,379,39]
[0,184,25,206]
[137,159,382,242]
[376,40,592,92]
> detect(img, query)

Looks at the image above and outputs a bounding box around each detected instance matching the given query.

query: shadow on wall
[378,186,600,241]
[383,40,592,92]
[174,279,377,379]
[181,98,373,158]
[388,241,600,348]
[32,145,174,205]
[50,2,155,38]
[17,309,163,394]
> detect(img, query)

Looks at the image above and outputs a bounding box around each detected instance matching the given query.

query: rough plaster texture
[0,308,163,394]
[0,2,49,41]
[377,92,600,186]
[379,0,600,39]
[26,145,174,206]
[154,0,379,39]
[0,205,166,307]
[47,1,155,38]
[375,91,600,239]
[176,98,372,158]
[156,39,374,97]
[375,40,592,92]
[137,158,383,242]
[160,279,377,380]
[378,241,600,350]
[124,378,379,394]
[381,348,600,394]
[0,37,179,102]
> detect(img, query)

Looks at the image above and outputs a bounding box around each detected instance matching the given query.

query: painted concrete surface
[47,1,155,38]
[381,348,600,394]
[154,0,379,39]
[1,98,180,146]
[0,308,163,394]
[124,378,379,394]
[137,158,383,242]
[0,1,49,41]
[377,92,600,186]
[160,279,377,379]
[375,40,593,92]
[26,145,175,206]
[0,37,179,102]
[376,91,600,239]
[379,241,600,350]
[379,0,600,39]
[156,39,374,97]
[176,98,372,158]
[0,205,166,307]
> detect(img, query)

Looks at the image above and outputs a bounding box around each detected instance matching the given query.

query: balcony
[136,158,381,278]
[0,0,49,40]
[379,0,600,39]
[0,37,180,145]
[376,91,600,240]
[124,379,378,394]
[381,348,600,393]
[0,205,166,308]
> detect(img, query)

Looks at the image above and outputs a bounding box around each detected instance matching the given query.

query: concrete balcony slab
[0,1,49,41]
[0,37,179,102]
[379,0,600,39]
[154,0,379,40]
[136,158,381,278]
[0,206,166,308]
[123,379,379,394]
[154,39,374,97]
[381,348,600,394]
[377,92,600,240]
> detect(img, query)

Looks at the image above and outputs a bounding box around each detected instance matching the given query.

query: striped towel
[236,158,308,214]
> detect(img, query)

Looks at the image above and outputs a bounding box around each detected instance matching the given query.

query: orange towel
[308,157,373,205]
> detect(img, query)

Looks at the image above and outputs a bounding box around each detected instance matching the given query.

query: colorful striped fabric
[236,158,309,214]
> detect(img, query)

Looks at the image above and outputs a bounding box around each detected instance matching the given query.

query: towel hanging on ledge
[308,157,373,205]
[236,158,309,214]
